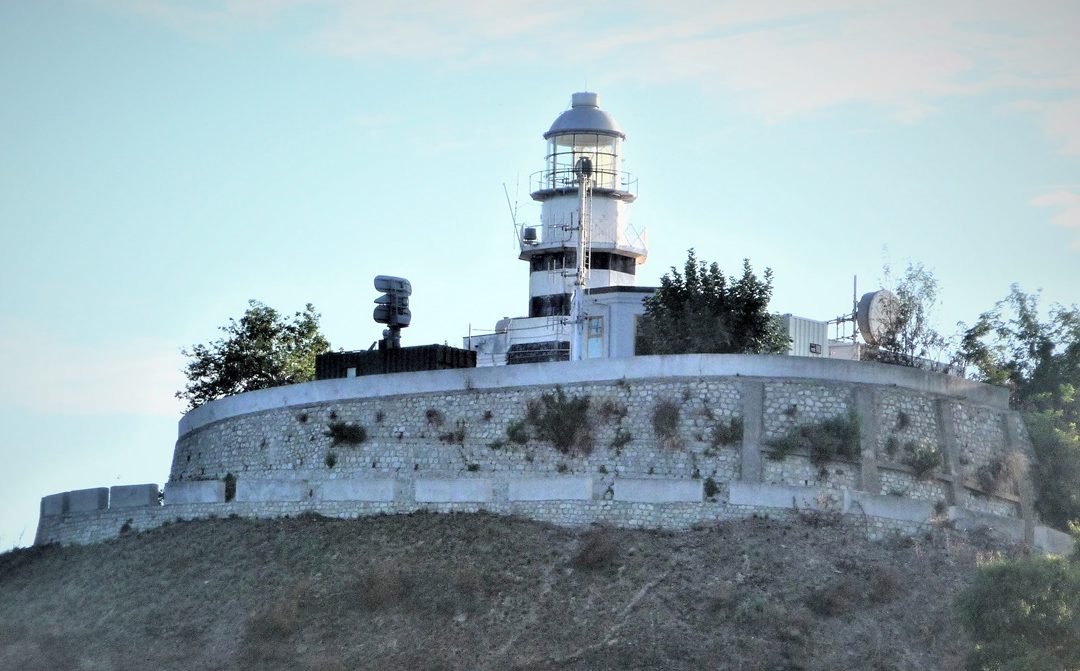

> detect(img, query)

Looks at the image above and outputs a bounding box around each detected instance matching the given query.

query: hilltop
[0,512,1020,670]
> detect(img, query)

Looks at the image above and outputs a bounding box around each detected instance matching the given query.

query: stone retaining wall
[36,355,1064,552]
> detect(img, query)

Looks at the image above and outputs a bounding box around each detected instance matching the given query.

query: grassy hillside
[0,512,1020,670]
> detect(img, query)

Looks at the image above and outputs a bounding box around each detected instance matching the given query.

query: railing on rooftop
[530,168,638,198]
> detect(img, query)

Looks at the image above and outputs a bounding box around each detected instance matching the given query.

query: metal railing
[531,168,637,196]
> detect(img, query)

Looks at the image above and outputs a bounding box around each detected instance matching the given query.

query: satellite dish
[857,289,900,345]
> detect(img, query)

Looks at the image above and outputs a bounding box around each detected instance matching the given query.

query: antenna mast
[570,157,593,361]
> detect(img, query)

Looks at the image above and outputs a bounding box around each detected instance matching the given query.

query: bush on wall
[766,412,860,466]
[522,386,594,455]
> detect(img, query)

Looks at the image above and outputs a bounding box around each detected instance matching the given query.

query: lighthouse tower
[468,92,652,365]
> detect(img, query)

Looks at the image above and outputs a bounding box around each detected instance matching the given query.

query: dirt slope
[0,512,1017,670]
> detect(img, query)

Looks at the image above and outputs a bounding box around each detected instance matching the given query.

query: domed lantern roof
[543,92,624,139]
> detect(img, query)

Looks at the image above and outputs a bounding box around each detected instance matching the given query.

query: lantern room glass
[545,133,622,191]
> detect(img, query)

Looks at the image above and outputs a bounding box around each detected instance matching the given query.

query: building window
[587,316,603,358]
[529,293,571,318]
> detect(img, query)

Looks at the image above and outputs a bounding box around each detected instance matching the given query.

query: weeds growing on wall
[704,476,720,499]
[610,429,632,451]
[439,419,466,445]
[652,399,682,447]
[506,420,529,445]
[597,398,628,422]
[903,441,942,479]
[425,408,444,427]
[324,451,338,469]
[711,417,744,448]
[522,386,594,455]
[224,473,236,502]
[766,412,860,466]
[324,422,367,446]
[975,452,1027,495]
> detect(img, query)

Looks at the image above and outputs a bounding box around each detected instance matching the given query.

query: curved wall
[38,355,1069,553]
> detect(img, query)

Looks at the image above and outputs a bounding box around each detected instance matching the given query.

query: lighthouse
[468,92,652,365]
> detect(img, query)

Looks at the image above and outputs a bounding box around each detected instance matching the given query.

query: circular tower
[522,92,646,323]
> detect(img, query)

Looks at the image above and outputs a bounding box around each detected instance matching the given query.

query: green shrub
[766,412,861,465]
[324,421,367,446]
[439,419,466,445]
[885,435,900,458]
[597,398,628,422]
[610,429,632,450]
[652,399,681,444]
[324,451,338,468]
[525,386,593,455]
[956,556,1080,671]
[904,441,942,479]
[711,417,744,447]
[425,408,444,426]
[224,473,237,502]
[506,419,529,445]
[703,476,720,498]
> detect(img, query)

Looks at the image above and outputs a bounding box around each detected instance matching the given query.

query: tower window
[529,293,571,317]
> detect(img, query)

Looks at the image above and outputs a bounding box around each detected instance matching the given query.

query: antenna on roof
[502,179,522,247]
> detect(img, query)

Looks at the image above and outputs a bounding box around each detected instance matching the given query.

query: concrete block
[508,477,592,501]
[415,478,492,503]
[40,492,67,517]
[1034,525,1075,556]
[845,491,932,522]
[109,484,159,509]
[614,478,702,503]
[235,479,310,503]
[164,480,225,505]
[949,506,1026,542]
[728,483,825,510]
[67,488,109,513]
[319,479,397,502]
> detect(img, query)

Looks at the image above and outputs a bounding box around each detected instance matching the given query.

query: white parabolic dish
[857,289,900,345]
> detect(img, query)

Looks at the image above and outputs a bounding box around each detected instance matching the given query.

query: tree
[636,250,789,356]
[861,261,953,370]
[177,301,331,411]
[960,286,1080,529]
[956,555,1080,671]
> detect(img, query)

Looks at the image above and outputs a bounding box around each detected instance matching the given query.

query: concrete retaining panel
[1034,525,1075,556]
[164,481,225,505]
[949,506,1025,542]
[846,491,933,522]
[67,488,109,513]
[728,483,826,510]
[318,479,397,502]
[110,484,159,509]
[40,492,67,517]
[508,477,592,501]
[614,479,702,503]
[235,479,310,503]
[415,478,492,503]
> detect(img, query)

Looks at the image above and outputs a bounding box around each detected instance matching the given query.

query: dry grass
[0,512,1023,670]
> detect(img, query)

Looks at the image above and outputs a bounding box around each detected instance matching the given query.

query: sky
[1,0,1078,549]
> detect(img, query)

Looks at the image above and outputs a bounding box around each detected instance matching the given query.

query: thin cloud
[1033,190,1080,249]
[0,322,184,417]
[1009,99,1080,155]
[107,1,1080,148]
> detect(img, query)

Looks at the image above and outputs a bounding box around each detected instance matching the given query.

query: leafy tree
[861,262,954,370]
[177,301,331,411]
[960,286,1080,529]
[956,555,1080,671]
[636,250,789,356]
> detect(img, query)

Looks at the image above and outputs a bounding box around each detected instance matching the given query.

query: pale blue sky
[2,0,1078,547]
